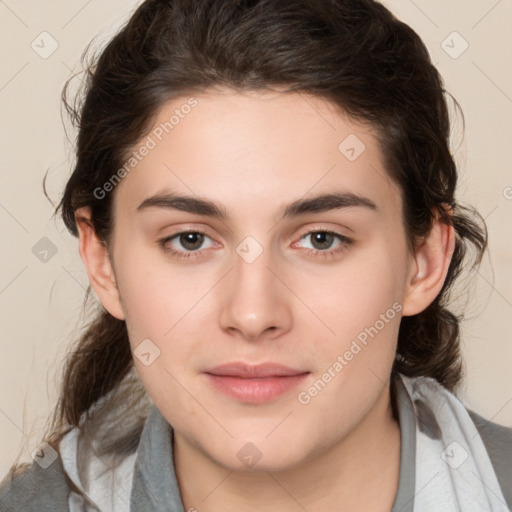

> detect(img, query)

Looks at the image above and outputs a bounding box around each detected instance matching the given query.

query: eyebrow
[136,190,377,221]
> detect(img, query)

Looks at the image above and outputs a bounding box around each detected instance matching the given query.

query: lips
[204,362,310,403]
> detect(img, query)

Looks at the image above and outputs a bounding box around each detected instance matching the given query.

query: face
[105,88,415,471]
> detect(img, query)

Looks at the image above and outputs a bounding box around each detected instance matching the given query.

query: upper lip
[206,362,309,378]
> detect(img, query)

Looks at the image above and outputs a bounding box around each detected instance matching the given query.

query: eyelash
[158,229,352,260]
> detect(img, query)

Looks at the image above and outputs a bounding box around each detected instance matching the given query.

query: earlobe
[402,218,455,316]
[75,207,125,320]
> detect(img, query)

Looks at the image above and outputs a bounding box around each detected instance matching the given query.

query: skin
[76,87,455,511]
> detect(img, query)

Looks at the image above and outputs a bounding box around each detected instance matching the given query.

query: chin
[206,436,312,473]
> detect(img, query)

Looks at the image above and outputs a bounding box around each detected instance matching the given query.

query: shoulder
[0,456,72,512]
[467,408,512,509]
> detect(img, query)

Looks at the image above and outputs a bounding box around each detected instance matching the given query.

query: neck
[174,385,401,512]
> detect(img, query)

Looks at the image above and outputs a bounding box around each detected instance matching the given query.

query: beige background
[0,0,511,478]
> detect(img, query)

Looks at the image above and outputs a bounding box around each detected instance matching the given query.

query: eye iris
[311,232,334,250]
[180,232,204,251]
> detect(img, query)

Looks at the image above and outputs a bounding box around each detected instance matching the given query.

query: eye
[294,229,352,259]
[159,230,215,259]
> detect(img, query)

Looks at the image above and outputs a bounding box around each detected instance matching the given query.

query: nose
[218,242,292,342]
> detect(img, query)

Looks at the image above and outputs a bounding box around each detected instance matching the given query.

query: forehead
[112,88,400,221]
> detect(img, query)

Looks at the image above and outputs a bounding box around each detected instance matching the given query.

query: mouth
[204,362,310,404]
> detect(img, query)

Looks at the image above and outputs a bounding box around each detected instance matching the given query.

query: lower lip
[205,373,309,404]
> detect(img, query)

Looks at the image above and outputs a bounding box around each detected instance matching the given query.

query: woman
[1,0,511,510]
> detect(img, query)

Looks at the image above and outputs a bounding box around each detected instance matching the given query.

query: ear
[75,207,125,320]
[402,213,456,316]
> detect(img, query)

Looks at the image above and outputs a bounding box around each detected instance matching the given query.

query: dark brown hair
[6,0,487,488]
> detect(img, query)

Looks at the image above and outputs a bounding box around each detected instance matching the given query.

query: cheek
[115,256,213,411]
[290,239,406,414]
[291,244,404,430]
[111,233,212,336]
[293,236,406,341]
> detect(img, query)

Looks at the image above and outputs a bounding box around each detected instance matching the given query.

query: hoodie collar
[129,405,185,511]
